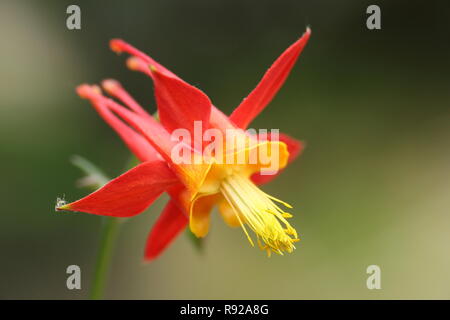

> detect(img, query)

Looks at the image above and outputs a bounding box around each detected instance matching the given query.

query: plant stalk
[89,217,120,300]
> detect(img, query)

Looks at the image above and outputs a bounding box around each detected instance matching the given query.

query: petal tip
[109,39,124,54]
[101,79,120,94]
[142,254,157,264]
[55,198,71,212]
[143,244,162,263]
[189,226,208,239]
[126,56,142,71]
[75,84,91,99]
[76,84,102,99]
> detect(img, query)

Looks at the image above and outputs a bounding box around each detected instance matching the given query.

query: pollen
[220,173,299,256]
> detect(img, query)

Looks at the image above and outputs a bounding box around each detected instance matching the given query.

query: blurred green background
[1,0,449,299]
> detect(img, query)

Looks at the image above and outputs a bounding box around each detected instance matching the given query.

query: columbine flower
[57,28,311,260]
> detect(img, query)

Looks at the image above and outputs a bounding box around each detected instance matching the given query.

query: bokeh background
[1,0,449,299]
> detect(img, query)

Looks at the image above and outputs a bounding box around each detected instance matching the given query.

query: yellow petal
[189,193,219,237]
[218,198,241,227]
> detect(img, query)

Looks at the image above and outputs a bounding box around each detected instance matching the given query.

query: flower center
[219,173,299,256]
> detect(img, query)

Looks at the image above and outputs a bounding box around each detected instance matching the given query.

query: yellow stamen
[219,173,299,256]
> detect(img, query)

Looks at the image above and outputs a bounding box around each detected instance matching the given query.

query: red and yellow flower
[57,28,311,260]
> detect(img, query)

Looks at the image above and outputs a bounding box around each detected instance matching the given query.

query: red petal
[229,28,311,129]
[57,161,179,217]
[101,79,153,120]
[105,97,212,192]
[251,132,304,185]
[110,39,177,78]
[150,66,211,147]
[115,41,236,133]
[111,40,212,139]
[102,93,178,161]
[144,199,188,261]
[129,55,235,133]
[209,106,237,131]
[77,85,160,163]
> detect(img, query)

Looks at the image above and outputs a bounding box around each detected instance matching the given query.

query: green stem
[89,217,120,300]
